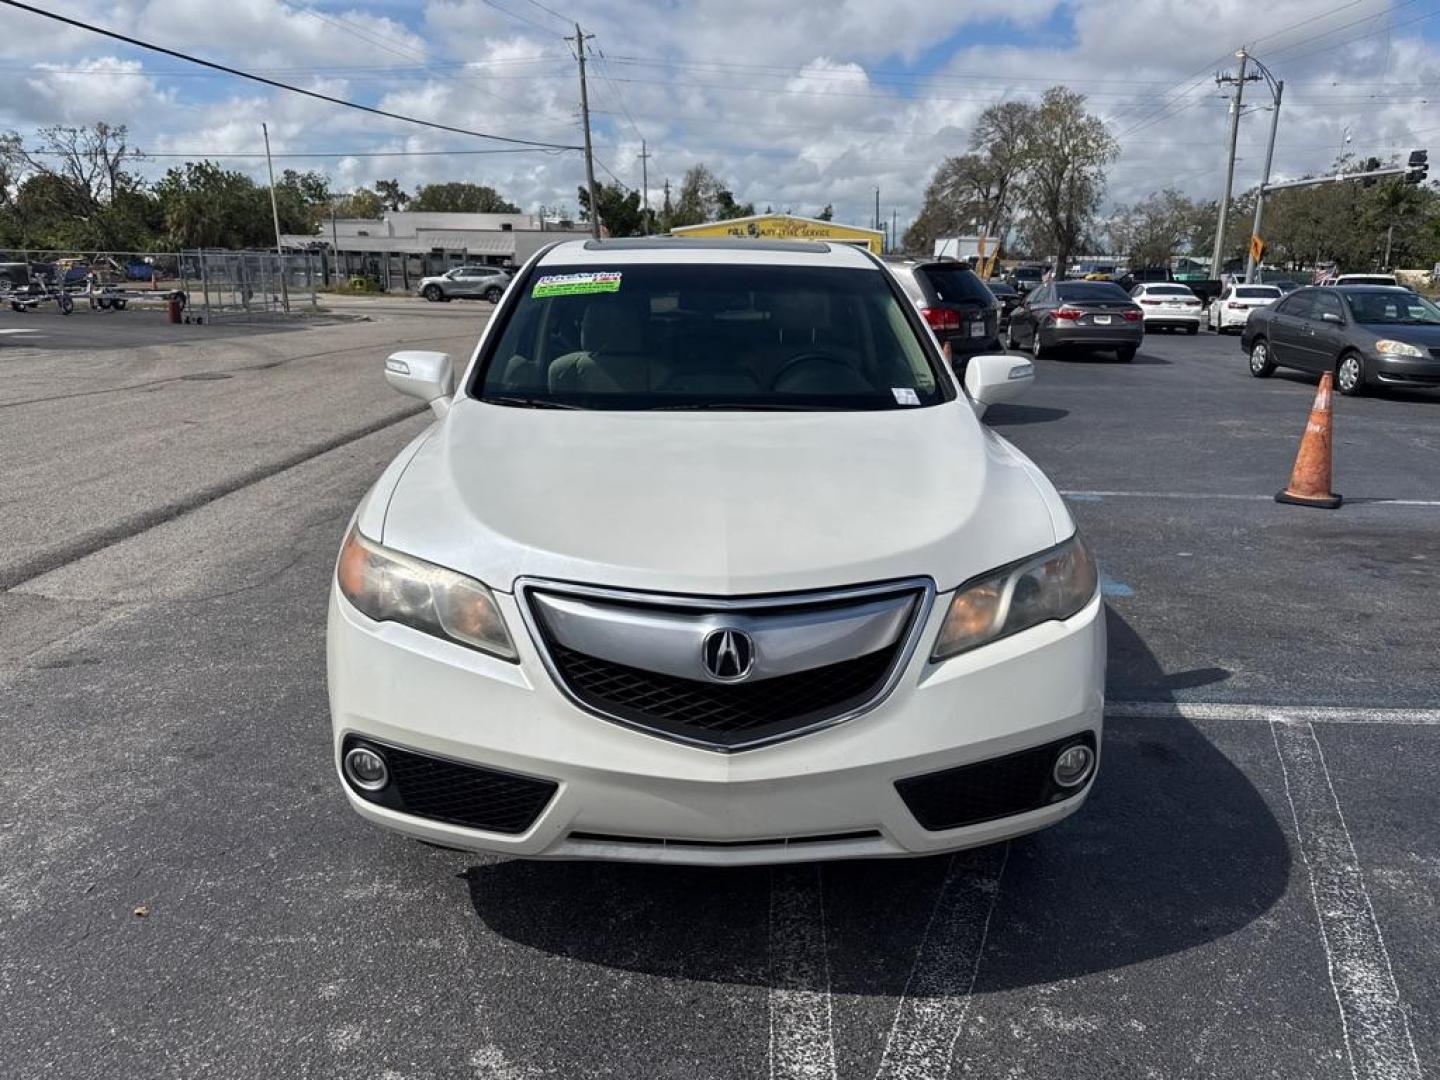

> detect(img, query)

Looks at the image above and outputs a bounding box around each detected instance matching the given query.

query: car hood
[380,397,1068,596]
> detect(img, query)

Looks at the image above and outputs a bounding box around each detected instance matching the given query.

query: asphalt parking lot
[2,307,1436,1079]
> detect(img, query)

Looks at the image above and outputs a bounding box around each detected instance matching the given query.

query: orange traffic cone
[1275,372,1342,509]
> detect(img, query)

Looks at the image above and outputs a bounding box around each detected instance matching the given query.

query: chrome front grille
[518,579,933,751]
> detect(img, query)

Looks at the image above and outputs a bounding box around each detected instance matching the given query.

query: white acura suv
[328,237,1105,865]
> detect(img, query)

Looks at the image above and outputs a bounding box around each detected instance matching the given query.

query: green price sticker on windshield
[532,272,622,298]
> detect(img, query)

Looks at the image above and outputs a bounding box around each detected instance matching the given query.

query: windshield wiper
[483,395,581,410]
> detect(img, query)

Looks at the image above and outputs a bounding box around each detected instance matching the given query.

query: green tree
[410,182,519,213]
[375,178,410,211]
[0,123,159,249]
[331,187,385,219]
[1112,188,1204,266]
[154,161,273,249]
[577,182,643,237]
[670,164,753,227]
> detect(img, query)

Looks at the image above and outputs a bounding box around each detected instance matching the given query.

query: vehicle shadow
[1053,348,1170,365]
[462,607,1289,997]
[984,402,1070,426]
[1272,368,1440,403]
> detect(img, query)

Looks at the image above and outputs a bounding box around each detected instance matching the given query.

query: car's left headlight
[932,536,1099,661]
[336,525,517,660]
[1375,339,1424,358]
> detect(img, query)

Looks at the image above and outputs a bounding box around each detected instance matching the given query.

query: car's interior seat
[547,298,652,394]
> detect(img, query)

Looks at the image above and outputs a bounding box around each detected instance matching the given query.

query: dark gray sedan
[1240,286,1440,396]
[1005,280,1145,361]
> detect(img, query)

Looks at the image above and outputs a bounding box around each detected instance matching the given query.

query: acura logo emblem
[701,628,755,682]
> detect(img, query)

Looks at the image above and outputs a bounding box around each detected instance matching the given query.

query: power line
[478,0,567,38]
[522,0,575,28]
[0,0,579,151]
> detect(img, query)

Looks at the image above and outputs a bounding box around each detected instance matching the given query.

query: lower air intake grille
[342,736,556,835]
[895,732,1097,832]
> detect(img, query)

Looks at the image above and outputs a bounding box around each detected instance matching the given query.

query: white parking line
[873,844,1009,1080]
[1061,489,1440,508]
[1270,721,1423,1080]
[1109,700,1440,726]
[769,864,837,1080]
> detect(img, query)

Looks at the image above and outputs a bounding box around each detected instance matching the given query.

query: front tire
[1031,329,1045,359]
[422,285,442,302]
[484,286,503,303]
[1336,351,1366,396]
[1249,338,1275,378]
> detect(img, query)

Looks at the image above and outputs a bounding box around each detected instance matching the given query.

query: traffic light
[1407,149,1429,186]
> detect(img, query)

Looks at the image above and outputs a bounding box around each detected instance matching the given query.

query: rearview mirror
[385,350,454,417]
[964,353,1034,418]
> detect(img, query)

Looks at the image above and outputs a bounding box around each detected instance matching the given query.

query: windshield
[1056,281,1131,301]
[919,265,993,305]
[1344,291,1440,325]
[1013,267,1043,280]
[474,263,946,411]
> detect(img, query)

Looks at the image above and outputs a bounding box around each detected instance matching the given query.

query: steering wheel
[771,350,857,391]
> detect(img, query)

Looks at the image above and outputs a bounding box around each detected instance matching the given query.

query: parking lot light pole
[1245,60,1283,284]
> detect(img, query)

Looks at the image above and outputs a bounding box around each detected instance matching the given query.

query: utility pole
[874,187,880,232]
[568,23,600,240]
[891,208,897,254]
[1211,51,1258,281]
[262,122,290,313]
[1244,63,1283,283]
[639,140,651,235]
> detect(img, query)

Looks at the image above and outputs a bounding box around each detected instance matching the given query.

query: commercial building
[672,213,884,255]
[282,211,580,290]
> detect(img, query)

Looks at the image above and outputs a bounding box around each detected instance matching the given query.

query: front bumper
[327,586,1106,865]
[1373,353,1440,387]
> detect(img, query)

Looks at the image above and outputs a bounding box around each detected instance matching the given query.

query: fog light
[1052,744,1095,788]
[344,746,389,792]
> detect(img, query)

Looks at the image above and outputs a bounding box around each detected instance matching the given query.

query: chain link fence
[187,250,319,322]
[2,248,319,321]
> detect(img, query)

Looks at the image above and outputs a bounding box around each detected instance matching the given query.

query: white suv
[328,237,1105,865]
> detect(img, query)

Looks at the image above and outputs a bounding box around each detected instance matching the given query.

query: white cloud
[0,0,1436,232]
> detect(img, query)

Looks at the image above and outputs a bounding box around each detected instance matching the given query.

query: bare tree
[968,100,1034,239]
[1018,88,1117,273]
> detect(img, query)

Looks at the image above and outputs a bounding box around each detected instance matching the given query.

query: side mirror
[1320,311,1343,324]
[385,350,454,417]
[964,353,1034,418]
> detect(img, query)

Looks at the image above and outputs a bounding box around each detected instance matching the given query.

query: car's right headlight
[1375,339,1424,358]
[932,535,1098,661]
[335,525,517,661]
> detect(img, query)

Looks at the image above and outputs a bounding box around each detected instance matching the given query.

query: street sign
[1249,235,1266,263]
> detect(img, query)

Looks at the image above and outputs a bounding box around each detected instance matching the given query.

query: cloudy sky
[2,0,1438,233]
